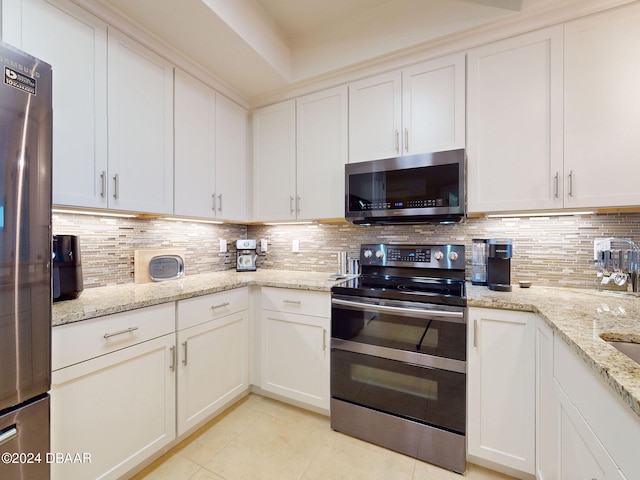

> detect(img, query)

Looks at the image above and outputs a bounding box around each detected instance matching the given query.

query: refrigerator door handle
[0,425,18,447]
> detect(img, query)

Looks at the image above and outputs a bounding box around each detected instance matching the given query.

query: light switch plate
[261,239,268,252]
[292,239,300,252]
[220,239,227,252]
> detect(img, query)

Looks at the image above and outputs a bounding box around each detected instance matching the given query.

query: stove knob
[375,250,384,259]
[448,251,459,262]
[363,249,373,259]
[434,251,444,261]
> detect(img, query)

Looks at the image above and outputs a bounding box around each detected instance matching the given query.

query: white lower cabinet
[535,316,557,480]
[176,289,249,436]
[260,287,330,411]
[50,304,176,480]
[553,336,638,479]
[555,382,624,479]
[467,307,535,477]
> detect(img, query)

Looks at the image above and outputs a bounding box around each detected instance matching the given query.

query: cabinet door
[107,28,174,214]
[296,85,348,220]
[215,94,248,222]
[261,309,329,410]
[349,71,402,162]
[3,0,109,208]
[402,53,465,155]
[467,307,535,475]
[51,334,176,480]
[536,317,557,480]
[555,382,625,480]
[177,311,249,436]
[174,70,216,218]
[467,26,563,213]
[564,4,640,209]
[253,100,296,221]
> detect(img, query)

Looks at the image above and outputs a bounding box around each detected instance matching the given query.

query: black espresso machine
[53,234,84,301]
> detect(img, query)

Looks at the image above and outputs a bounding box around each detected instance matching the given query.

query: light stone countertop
[52,269,342,327]
[53,270,640,419]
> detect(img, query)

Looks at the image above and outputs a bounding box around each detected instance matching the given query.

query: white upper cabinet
[564,3,640,209]
[174,70,216,219]
[467,26,564,213]
[215,94,248,222]
[296,85,348,220]
[107,28,174,214]
[349,71,402,162]
[402,54,465,156]
[253,99,297,221]
[349,53,465,163]
[2,0,109,209]
[253,86,348,222]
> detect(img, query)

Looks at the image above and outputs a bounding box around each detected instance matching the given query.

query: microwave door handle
[331,298,465,324]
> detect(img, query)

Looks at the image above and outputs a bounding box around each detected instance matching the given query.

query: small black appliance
[53,235,84,301]
[487,238,512,292]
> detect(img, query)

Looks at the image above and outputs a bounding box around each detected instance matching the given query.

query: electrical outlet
[292,239,300,253]
[219,239,227,253]
[261,239,268,252]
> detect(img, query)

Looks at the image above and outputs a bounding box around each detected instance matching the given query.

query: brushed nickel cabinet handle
[568,170,574,197]
[212,193,216,211]
[323,328,327,351]
[218,194,222,212]
[473,320,478,348]
[103,326,138,339]
[112,173,119,199]
[100,171,106,198]
[290,196,294,214]
[283,299,301,305]
[404,128,409,152]
[554,172,559,198]
[182,341,188,366]
[211,302,230,310]
[395,129,400,153]
[169,346,176,372]
[296,195,301,214]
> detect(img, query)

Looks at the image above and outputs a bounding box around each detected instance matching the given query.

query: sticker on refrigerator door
[4,67,36,95]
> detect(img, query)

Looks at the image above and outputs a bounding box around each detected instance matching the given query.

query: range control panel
[360,243,465,270]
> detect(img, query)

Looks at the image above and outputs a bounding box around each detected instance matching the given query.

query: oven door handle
[331,298,465,324]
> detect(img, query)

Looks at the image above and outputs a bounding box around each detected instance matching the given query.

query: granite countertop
[52,269,342,326]
[53,270,640,419]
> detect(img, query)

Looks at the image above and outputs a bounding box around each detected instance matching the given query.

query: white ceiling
[101,0,545,100]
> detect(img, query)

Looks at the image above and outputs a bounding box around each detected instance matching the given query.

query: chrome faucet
[594,238,640,293]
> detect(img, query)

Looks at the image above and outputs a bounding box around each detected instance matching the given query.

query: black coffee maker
[53,234,84,301]
[487,238,513,292]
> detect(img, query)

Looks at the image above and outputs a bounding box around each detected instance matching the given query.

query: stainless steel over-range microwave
[345,149,466,225]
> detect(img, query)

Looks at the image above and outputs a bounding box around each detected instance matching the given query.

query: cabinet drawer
[52,303,175,371]
[261,287,330,318]
[177,287,248,330]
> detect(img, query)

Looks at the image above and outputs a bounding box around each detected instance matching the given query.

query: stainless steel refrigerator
[0,42,52,480]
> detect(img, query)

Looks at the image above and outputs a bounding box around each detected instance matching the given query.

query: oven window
[331,349,465,435]
[332,304,466,361]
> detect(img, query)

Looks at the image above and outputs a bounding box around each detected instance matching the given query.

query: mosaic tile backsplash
[53,212,640,290]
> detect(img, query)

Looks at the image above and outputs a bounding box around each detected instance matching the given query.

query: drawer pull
[0,426,17,447]
[283,299,301,305]
[103,326,138,339]
[210,302,230,310]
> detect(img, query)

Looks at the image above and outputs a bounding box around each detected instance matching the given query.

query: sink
[605,340,640,364]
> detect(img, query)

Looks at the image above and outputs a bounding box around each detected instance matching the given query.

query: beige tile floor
[131,394,516,480]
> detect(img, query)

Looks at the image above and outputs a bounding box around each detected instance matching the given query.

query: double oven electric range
[331,244,467,474]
